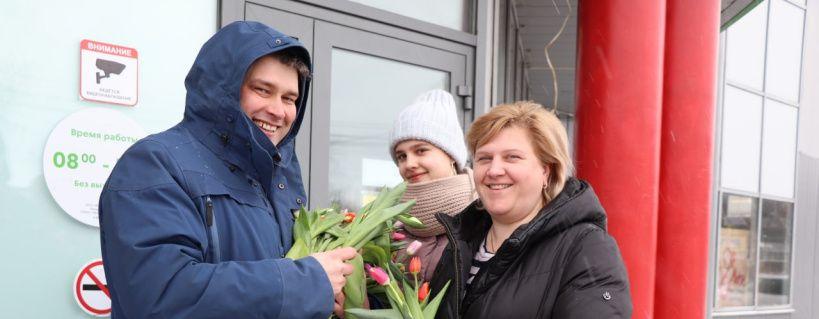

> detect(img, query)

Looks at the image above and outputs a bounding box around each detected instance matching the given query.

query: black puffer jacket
[430,178,632,318]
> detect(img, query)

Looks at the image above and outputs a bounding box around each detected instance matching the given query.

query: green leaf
[345,200,415,247]
[324,225,346,238]
[312,212,346,238]
[387,262,405,282]
[391,241,407,251]
[361,243,388,266]
[353,186,387,228]
[344,308,404,319]
[402,275,424,319]
[343,254,366,318]
[284,239,309,259]
[371,182,408,212]
[365,186,394,213]
[352,224,388,250]
[292,207,310,241]
[374,232,392,254]
[383,268,408,309]
[421,281,450,318]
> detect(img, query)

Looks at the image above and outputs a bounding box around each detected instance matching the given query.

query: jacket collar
[439,178,608,253]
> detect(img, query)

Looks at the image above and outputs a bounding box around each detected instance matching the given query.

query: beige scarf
[401,168,478,237]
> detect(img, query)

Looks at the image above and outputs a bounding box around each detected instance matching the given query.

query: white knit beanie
[389,89,468,171]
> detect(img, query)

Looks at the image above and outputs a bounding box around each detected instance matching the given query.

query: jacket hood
[182,21,311,172]
[443,178,608,246]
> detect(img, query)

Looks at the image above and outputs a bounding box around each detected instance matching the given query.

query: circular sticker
[43,108,145,227]
[73,259,111,317]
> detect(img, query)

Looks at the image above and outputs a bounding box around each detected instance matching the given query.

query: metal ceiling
[511,0,755,116]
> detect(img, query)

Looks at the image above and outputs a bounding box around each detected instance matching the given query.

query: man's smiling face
[239,55,299,146]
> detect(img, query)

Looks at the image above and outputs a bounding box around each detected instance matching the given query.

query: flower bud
[343,212,356,223]
[409,256,421,274]
[391,232,407,241]
[418,282,430,301]
[406,240,423,256]
[367,266,390,286]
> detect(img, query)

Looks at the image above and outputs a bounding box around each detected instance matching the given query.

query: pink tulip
[367,265,390,286]
[406,240,423,256]
[391,232,407,241]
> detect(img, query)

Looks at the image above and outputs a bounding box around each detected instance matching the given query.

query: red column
[575,1,665,318]
[655,1,720,318]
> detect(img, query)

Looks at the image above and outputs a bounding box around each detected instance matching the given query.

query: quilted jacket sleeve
[551,225,633,319]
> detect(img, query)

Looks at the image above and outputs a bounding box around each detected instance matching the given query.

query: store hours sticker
[43,108,145,227]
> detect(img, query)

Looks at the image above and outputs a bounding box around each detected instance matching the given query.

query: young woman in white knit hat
[389,89,478,283]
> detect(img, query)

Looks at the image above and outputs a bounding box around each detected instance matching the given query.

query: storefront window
[760,99,798,198]
[758,199,793,306]
[715,0,803,312]
[716,194,758,308]
[720,86,762,193]
[765,0,805,102]
[725,2,767,90]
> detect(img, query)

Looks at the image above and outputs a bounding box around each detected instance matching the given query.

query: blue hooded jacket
[99,21,332,318]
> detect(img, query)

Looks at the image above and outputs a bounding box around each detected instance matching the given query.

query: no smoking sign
[73,259,111,317]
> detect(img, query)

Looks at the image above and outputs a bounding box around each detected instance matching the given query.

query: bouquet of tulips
[285,183,427,316]
[344,238,450,319]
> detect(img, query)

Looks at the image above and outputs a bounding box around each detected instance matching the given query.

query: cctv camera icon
[96,59,126,84]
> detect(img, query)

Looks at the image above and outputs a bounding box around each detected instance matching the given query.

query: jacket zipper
[206,196,214,226]
[206,196,221,263]
[440,217,462,317]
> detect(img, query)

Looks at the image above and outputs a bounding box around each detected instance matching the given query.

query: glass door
[310,21,469,209]
[226,1,473,209]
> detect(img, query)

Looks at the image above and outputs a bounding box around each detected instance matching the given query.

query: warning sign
[73,259,111,317]
[80,39,138,106]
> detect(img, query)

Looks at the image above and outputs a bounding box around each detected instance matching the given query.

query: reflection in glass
[716,193,758,308]
[765,0,805,102]
[725,1,767,90]
[348,0,471,32]
[758,199,794,306]
[329,49,448,209]
[760,99,798,198]
[720,86,762,192]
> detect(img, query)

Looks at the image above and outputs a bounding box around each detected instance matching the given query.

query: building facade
[0,0,817,317]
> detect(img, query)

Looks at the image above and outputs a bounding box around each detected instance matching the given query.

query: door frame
[221,0,477,208]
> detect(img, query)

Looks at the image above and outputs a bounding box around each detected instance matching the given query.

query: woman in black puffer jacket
[429,101,632,318]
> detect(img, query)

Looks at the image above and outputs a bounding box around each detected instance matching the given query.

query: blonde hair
[466,101,573,203]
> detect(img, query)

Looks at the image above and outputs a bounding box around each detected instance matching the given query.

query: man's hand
[334,292,345,318]
[311,247,357,295]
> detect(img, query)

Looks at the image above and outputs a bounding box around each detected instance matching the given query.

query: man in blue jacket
[99,21,356,318]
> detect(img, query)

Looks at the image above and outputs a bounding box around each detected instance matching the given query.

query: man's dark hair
[267,48,311,80]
